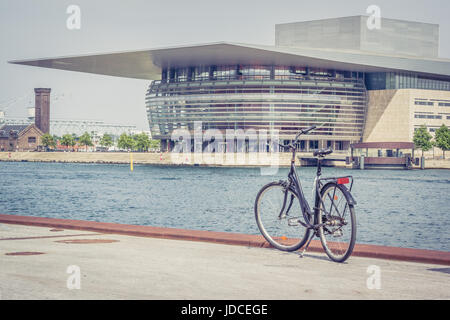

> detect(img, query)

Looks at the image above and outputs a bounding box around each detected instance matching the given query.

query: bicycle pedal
[288,218,301,226]
[332,230,343,237]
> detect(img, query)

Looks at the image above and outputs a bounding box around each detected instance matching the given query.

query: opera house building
[11,16,450,153]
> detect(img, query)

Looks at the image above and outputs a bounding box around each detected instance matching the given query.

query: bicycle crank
[288,217,301,226]
[332,229,343,238]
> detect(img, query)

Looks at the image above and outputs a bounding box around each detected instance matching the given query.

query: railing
[151,76,364,87]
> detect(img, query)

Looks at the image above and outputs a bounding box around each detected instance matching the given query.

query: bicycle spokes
[255,183,310,251]
[318,184,356,262]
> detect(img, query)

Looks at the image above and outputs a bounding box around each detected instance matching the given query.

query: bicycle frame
[282,146,355,231]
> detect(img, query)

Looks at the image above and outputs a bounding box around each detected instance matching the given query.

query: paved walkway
[0,224,449,299]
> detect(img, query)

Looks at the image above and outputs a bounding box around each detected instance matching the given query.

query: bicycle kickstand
[299,231,316,258]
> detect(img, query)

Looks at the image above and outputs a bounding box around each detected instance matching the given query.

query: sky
[1,0,450,130]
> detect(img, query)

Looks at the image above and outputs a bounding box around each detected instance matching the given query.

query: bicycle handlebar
[295,125,316,140]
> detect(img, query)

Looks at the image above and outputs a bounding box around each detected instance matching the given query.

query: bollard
[360,154,365,170]
[130,152,133,171]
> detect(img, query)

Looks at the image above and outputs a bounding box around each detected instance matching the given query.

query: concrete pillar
[161,139,168,152]
[34,88,51,134]
[319,140,324,149]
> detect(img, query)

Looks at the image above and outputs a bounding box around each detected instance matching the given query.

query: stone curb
[0,214,449,265]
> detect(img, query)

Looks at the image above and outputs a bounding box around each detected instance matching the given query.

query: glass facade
[366,72,450,91]
[146,65,368,149]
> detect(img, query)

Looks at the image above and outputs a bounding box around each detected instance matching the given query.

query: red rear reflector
[337,178,350,185]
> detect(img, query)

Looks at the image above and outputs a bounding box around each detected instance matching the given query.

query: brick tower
[34,88,51,134]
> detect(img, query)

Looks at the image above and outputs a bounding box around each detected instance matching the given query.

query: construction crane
[0,93,33,122]
[1,91,138,138]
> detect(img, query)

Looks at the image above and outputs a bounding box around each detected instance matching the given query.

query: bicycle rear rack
[317,175,354,192]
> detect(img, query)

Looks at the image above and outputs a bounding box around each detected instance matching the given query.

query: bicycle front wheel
[255,182,310,251]
[317,183,356,263]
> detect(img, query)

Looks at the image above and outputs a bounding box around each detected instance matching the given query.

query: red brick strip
[0,214,449,265]
[54,239,119,244]
[5,252,45,256]
[0,233,102,241]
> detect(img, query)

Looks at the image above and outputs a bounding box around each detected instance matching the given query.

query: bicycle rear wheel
[255,182,310,251]
[317,183,356,263]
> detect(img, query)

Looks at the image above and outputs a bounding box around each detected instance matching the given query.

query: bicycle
[254,126,357,263]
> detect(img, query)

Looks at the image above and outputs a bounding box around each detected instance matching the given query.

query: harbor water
[0,162,449,251]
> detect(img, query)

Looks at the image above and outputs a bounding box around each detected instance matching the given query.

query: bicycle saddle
[313,148,333,157]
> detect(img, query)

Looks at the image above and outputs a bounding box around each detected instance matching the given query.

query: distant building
[34,88,51,134]
[0,124,44,151]
[0,88,50,151]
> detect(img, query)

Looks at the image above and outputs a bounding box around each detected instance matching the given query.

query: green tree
[41,133,56,150]
[413,125,433,157]
[117,133,135,151]
[53,135,61,149]
[79,132,93,152]
[434,124,450,159]
[99,133,114,149]
[60,134,76,150]
[149,139,161,151]
[133,133,151,152]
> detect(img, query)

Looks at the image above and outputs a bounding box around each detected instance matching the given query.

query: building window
[415,101,434,106]
[213,66,236,80]
[438,102,450,107]
[239,66,271,80]
[28,137,36,143]
[309,140,319,150]
[366,72,450,91]
[194,66,209,81]
[309,68,332,77]
[175,68,188,82]
[299,140,306,151]
[415,113,442,119]
[335,141,344,150]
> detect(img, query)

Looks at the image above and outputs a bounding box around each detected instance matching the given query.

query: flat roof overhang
[8,42,450,80]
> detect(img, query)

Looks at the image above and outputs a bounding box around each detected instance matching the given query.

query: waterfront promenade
[0,151,318,167]
[0,216,449,299]
[1,152,449,169]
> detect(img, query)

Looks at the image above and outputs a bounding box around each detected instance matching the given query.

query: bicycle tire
[317,182,356,263]
[255,182,310,251]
